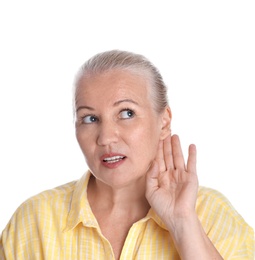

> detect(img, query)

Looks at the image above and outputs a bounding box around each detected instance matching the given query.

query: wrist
[166,213,223,260]
[165,210,198,235]
[170,213,201,242]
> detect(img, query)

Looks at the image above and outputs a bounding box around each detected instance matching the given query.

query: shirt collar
[144,208,168,230]
[64,171,99,232]
[64,171,168,232]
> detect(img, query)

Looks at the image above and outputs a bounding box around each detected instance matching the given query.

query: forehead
[75,69,152,105]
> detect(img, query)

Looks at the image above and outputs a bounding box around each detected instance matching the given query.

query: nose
[96,121,119,146]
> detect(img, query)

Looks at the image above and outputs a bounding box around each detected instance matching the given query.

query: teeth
[103,156,125,163]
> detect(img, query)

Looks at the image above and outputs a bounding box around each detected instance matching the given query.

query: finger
[156,140,167,172]
[171,134,186,170]
[163,134,174,170]
[187,144,197,174]
[145,161,159,199]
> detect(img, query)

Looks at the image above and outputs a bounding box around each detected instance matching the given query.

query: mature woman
[0,50,254,259]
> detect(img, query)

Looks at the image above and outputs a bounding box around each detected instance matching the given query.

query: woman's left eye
[119,109,135,119]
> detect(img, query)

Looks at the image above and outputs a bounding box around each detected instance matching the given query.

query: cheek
[128,124,160,157]
[76,128,94,156]
[75,128,84,148]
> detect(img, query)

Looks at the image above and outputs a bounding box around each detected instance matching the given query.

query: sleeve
[0,232,7,260]
[0,217,17,260]
[196,187,255,259]
[0,200,44,260]
[0,206,29,260]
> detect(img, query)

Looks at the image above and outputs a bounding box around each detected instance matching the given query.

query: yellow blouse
[0,172,254,259]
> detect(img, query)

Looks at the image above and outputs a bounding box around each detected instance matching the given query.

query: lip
[100,153,127,169]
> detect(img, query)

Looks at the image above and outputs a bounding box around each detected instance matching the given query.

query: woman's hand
[145,134,198,231]
[146,134,224,259]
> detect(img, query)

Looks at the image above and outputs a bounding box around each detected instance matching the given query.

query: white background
[0,1,254,233]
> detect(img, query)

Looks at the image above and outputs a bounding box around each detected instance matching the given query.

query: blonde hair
[74,50,169,113]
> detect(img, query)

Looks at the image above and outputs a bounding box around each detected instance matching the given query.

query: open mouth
[103,155,126,164]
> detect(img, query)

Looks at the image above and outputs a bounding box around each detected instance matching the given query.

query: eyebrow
[113,99,139,106]
[76,99,139,113]
[76,105,94,113]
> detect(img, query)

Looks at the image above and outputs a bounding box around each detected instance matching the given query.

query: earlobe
[160,106,172,140]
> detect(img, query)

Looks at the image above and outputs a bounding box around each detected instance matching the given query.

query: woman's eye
[82,115,98,124]
[119,109,135,119]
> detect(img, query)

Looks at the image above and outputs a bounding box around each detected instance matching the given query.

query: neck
[87,175,150,220]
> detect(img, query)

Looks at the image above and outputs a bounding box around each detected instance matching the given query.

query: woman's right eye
[82,115,98,124]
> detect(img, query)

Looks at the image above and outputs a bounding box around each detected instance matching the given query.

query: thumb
[146,161,160,198]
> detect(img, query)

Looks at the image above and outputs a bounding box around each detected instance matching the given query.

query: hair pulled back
[74,50,169,113]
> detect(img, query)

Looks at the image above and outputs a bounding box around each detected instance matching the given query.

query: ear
[159,106,172,140]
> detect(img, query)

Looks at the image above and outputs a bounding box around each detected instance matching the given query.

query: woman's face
[75,69,170,188]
